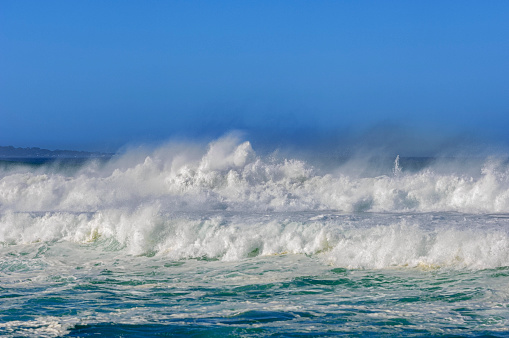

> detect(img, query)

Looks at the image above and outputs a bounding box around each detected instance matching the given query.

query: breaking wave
[2,135,509,269]
[1,135,509,214]
[2,210,509,270]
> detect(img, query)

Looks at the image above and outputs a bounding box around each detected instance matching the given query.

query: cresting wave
[1,136,509,269]
[1,136,509,214]
[2,210,509,269]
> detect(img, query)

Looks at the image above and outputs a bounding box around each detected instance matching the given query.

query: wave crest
[2,209,509,270]
[2,136,509,213]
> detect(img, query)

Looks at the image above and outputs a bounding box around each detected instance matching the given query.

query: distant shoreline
[0,146,114,159]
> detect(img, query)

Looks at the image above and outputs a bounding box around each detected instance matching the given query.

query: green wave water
[1,138,509,336]
[2,213,509,337]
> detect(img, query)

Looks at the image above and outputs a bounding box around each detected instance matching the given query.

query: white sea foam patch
[326,222,509,269]
[0,206,164,255]
[2,209,509,270]
[0,208,328,258]
[1,136,509,214]
[153,216,509,269]
[0,316,78,338]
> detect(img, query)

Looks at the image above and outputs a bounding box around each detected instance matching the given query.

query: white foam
[1,136,509,214]
[2,208,509,270]
[2,136,509,269]
[326,221,509,269]
[0,316,77,337]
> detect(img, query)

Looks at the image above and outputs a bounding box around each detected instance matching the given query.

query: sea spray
[2,136,509,214]
[393,154,402,176]
[1,136,509,336]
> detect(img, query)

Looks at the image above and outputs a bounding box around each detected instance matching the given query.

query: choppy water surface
[1,137,509,336]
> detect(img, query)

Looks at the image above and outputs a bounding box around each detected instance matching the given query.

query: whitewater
[1,135,509,336]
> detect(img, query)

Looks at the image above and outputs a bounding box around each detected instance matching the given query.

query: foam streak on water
[1,136,509,336]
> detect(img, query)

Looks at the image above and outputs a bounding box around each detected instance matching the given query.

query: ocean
[1,136,509,337]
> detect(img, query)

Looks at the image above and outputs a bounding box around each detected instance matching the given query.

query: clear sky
[1,1,508,153]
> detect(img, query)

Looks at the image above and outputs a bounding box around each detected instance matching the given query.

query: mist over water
[2,133,509,213]
[2,134,509,264]
[2,134,509,336]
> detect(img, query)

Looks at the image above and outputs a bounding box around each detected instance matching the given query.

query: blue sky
[1,1,508,153]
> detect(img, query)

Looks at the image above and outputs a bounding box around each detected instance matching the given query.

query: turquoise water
[1,138,509,336]
[2,212,509,337]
